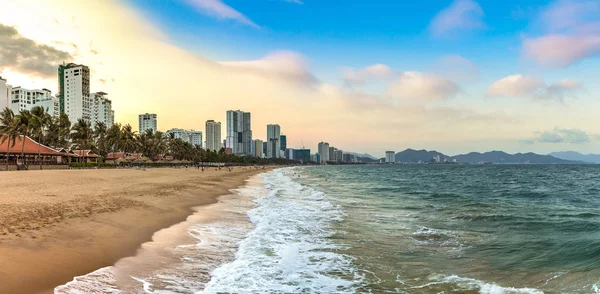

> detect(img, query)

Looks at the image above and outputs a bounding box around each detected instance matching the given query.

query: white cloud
[342,64,395,86]
[486,75,582,101]
[526,128,591,144]
[184,0,259,28]
[434,54,479,83]
[429,0,485,37]
[522,0,600,67]
[387,72,459,101]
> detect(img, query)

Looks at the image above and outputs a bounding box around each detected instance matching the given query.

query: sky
[0,0,599,156]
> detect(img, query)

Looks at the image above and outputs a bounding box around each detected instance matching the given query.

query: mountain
[452,151,580,164]
[395,149,452,163]
[356,156,378,163]
[549,151,600,164]
[345,152,377,160]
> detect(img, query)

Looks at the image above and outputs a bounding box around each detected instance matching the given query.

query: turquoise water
[298,165,600,293]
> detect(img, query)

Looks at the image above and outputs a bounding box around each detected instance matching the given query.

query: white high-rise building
[205,120,221,151]
[7,87,59,118]
[91,92,114,127]
[166,128,202,147]
[253,139,263,158]
[189,130,203,147]
[139,113,157,134]
[318,142,330,164]
[385,151,395,163]
[226,110,252,155]
[59,63,91,123]
[266,124,281,158]
[0,76,11,110]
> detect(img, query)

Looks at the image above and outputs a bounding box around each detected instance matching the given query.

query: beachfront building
[205,120,221,151]
[334,149,343,162]
[318,142,329,164]
[294,149,311,162]
[189,130,203,147]
[266,124,281,158]
[8,87,56,115]
[0,135,74,167]
[280,134,287,152]
[385,151,395,163]
[91,92,114,127]
[165,128,202,147]
[226,110,252,156]
[139,113,157,134]
[253,139,263,158]
[59,63,91,123]
[0,76,11,110]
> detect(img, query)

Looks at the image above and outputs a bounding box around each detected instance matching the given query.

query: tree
[94,122,109,161]
[30,106,52,169]
[0,108,18,170]
[15,110,32,167]
[58,113,72,164]
[71,118,94,162]
[120,124,137,154]
[106,123,122,157]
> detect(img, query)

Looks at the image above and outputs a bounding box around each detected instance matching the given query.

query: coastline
[0,167,271,294]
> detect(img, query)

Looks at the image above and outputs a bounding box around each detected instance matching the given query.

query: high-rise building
[8,87,56,115]
[91,92,114,127]
[318,142,330,164]
[205,120,222,151]
[139,113,157,134]
[334,149,343,162]
[0,76,11,110]
[189,130,203,147]
[166,128,202,147]
[267,124,281,158]
[284,148,293,160]
[226,110,252,155]
[262,141,267,157]
[294,149,311,162]
[59,63,91,123]
[329,146,336,162]
[280,134,287,151]
[253,139,263,158]
[385,151,395,163]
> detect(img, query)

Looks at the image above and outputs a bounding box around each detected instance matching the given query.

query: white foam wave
[412,274,544,294]
[54,266,118,294]
[202,168,361,293]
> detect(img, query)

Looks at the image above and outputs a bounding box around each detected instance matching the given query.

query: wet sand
[0,167,269,294]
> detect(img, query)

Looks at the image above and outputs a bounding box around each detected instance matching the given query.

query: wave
[202,168,361,293]
[410,274,543,294]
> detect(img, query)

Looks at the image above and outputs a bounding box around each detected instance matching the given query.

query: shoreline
[0,167,271,294]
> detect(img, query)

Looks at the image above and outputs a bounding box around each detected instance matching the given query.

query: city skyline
[1,0,600,155]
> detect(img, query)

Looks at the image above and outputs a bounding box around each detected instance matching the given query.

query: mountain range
[386,149,586,164]
[549,151,600,164]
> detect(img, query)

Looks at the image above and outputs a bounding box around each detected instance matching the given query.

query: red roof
[71,150,99,158]
[0,136,64,156]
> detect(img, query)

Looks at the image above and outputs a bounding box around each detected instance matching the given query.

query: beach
[0,167,268,294]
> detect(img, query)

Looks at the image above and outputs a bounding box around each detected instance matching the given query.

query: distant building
[166,128,202,147]
[91,92,114,127]
[329,146,336,162]
[253,139,263,158]
[317,142,329,164]
[9,87,55,114]
[385,151,395,163]
[0,76,11,110]
[226,110,252,155]
[139,113,157,134]
[205,120,222,151]
[59,63,91,123]
[280,134,287,151]
[334,149,343,162]
[262,141,267,157]
[284,148,294,160]
[343,153,357,163]
[189,130,203,147]
[267,124,281,158]
[294,149,311,162]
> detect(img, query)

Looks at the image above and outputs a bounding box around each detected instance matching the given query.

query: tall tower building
[318,142,330,164]
[59,63,91,123]
[385,151,395,163]
[226,110,252,155]
[205,120,222,151]
[139,113,158,134]
[280,134,287,152]
[91,92,114,127]
[253,139,263,158]
[267,124,281,158]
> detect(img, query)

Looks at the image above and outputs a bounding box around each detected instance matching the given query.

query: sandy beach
[0,167,268,294]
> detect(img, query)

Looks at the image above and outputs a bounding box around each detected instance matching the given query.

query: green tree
[71,118,94,162]
[58,113,72,164]
[15,110,33,167]
[93,122,109,161]
[30,106,52,169]
[0,108,19,170]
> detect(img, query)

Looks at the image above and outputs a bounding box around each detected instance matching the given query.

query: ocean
[56,165,600,293]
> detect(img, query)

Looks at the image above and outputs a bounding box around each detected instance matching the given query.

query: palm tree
[15,110,32,168]
[93,122,108,161]
[58,113,72,164]
[0,108,18,170]
[106,123,122,161]
[71,118,94,163]
[30,106,52,169]
[120,124,137,154]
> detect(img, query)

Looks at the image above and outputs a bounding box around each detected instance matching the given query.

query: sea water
[56,165,600,293]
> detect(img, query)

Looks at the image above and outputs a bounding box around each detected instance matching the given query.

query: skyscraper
[280,134,287,152]
[318,142,330,164]
[205,120,222,151]
[267,124,281,158]
[189,130,203,147]
[385,151,395,163]
[91,92,114,127]
[226,110,252,155]
[59,63,91,123]
[139,113,158,134]
[294,149,311,162]
[253,139,263,158]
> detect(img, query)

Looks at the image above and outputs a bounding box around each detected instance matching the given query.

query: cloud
[434,54,479,83]
[184,0,259,28]
[486,75,582,101]
[526,128,591,144]
[218,50,318,86]
[0,23,72,78]
[387,72,459,101]
[342,64,395,86]
[429,0,485,37]
[522,0,600,67]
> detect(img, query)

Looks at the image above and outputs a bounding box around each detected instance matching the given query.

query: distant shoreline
[0,167,270,294]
